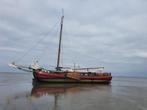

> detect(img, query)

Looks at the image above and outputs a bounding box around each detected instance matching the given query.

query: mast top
[62,9,64,16]
[61,9,64,25]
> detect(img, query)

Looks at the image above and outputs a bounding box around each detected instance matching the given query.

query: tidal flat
[0,72,147,110]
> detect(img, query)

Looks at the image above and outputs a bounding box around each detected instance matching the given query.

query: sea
[0,72,147,110]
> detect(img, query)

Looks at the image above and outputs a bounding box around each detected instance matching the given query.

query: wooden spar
[56,15,64,71]
[73,67,104,70]
[9,62,33,72]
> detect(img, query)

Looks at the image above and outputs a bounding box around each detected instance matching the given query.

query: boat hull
[33,70,112,83]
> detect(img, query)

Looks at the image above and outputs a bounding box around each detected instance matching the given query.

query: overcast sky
[0,0,147,76]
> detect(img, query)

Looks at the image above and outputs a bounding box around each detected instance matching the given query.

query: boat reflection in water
[31,79,112,97]
[31,80,80,97]
[31,79,112,110]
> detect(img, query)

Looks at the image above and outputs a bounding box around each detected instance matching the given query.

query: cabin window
[89,73,92,76]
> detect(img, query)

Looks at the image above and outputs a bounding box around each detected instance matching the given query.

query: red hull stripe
[34,72,112,79]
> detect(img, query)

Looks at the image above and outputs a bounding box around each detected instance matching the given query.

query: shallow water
[0,72,147,110]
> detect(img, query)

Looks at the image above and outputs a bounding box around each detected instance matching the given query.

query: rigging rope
[35,25,59,69]
[13,18,61,63]
[37,25,59,61]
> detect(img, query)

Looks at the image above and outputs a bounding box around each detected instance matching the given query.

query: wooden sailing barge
[9,15,112,83]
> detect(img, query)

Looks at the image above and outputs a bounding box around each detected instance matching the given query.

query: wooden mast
[56,14,64,71]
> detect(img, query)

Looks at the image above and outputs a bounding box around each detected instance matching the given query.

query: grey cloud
[0,0,147,76]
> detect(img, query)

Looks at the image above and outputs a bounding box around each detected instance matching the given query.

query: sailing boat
[9,14,112,83]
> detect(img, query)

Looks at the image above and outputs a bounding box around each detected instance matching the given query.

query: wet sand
[0,72,147,110]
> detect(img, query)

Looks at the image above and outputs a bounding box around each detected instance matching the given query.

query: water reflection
[2,75,147,110]
[31,79,112,97]
[31,80,112,110]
